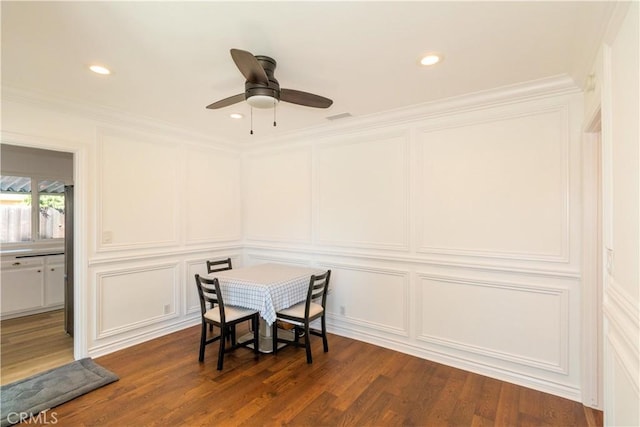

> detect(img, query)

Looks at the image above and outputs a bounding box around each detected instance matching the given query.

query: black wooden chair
[272,270,331,363]
[205,257,233,332]
[206,257,232,274]
[194,274,259,370]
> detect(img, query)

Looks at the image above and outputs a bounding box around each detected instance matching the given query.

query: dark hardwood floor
[20,325,603,426]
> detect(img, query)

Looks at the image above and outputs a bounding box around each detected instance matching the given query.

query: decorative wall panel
[417,108,569,262]
[316,134,409,250]
[98,131,179,250]
[96,263,178,338]
[417,273,568,373]
[185,147,242,243]
[325,263,409,336]
[245,148,312,242]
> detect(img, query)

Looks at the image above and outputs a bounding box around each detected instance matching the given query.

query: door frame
[0,131,88,360]
[581,109,604,409]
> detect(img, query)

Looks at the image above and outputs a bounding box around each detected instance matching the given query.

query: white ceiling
[1,1,614,144]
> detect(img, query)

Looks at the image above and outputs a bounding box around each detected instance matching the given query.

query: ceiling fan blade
[206,93,245,109]
[230,49,269,85]
[280,89,333,108]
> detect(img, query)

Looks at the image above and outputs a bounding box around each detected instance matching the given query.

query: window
[0,175,65,244]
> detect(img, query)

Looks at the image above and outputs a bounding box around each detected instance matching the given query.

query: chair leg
[230,325,237,346]
[304,322,312,364]
[272,321,278,354]
[321,315,329,353]
[253,316,260,356]
[217,325,226,370]
[199,322,207,362]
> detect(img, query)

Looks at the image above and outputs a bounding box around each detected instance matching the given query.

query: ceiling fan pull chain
[250,107,254,135]
[273,98,277,127]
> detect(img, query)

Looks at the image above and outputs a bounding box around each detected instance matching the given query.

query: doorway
[0,144,75,384]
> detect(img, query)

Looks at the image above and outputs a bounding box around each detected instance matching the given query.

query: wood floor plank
[1,322,603,426]
[495,382,521,426]
[0,310,74,385]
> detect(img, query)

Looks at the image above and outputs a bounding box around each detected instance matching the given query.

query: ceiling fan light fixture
[89,64,111,75]
[246,94,279,109]
[420,53,443,66]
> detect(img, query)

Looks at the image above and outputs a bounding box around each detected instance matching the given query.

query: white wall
[242,80,586,401]
[600,3,640,425]
[1,91,243,356]
[1,76,588,402]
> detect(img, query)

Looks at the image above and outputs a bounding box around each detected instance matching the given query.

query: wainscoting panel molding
[97,129,180,252]
[603,278,640,396]
[315,132,410,251]
[417,273,569,374]
[96,263,179,338]
[184,147,242,244]
[244,147,312,243]
[246,254,313,267]
[323,262,410,336]
[416,106,570,263]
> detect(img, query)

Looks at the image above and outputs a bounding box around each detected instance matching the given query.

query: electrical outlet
[339,306,345,315]
[102,231,113,244]
[164,304,171,314]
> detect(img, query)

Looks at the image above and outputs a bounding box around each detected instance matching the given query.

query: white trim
[415,103,571,263]
[581,123,604,409]
[0,130,90,360]
[243,243,581,279]
[245,75,581,149]
[604,279,640,390]
[314,130,411,252]
[95,262,180,339]
[1,86,233,149]
[326,321,582,402]
[95,127,181,253]
[319,261,411,337]
[416,273,570,374]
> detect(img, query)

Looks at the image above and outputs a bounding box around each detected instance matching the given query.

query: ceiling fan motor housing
[245,55,280,106]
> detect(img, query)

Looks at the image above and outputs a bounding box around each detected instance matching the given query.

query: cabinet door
[1,260,44,314]
[45,259,65,306]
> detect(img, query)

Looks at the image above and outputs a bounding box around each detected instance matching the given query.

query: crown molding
[3,74,581,152]
[244,74,582,148]
[1,85,237,149]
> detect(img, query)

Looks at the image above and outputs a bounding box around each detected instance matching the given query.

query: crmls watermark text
[6,410,58,424]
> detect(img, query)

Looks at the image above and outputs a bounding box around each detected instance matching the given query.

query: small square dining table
[207,262,326,352]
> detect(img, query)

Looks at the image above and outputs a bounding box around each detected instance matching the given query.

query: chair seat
[204,305,257,323]
[277,301,323,320]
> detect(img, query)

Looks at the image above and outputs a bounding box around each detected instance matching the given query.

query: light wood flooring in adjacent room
[27,324,603,426]
[0,309,74,385]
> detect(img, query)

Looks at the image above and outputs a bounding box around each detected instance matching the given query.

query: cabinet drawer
[2,257,45,270]
[46,254,65,265]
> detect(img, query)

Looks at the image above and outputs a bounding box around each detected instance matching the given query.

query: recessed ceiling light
[229,113,244,119]
[420,53,443,66]
[89,65,111,75]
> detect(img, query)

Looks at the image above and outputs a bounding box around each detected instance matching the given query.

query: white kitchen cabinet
[45,255,65,306]
[0,253,65,319]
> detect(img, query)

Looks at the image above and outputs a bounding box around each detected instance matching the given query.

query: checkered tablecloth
[208,263,326,325]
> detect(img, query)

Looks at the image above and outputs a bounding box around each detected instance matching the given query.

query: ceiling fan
[206,49,333,113]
